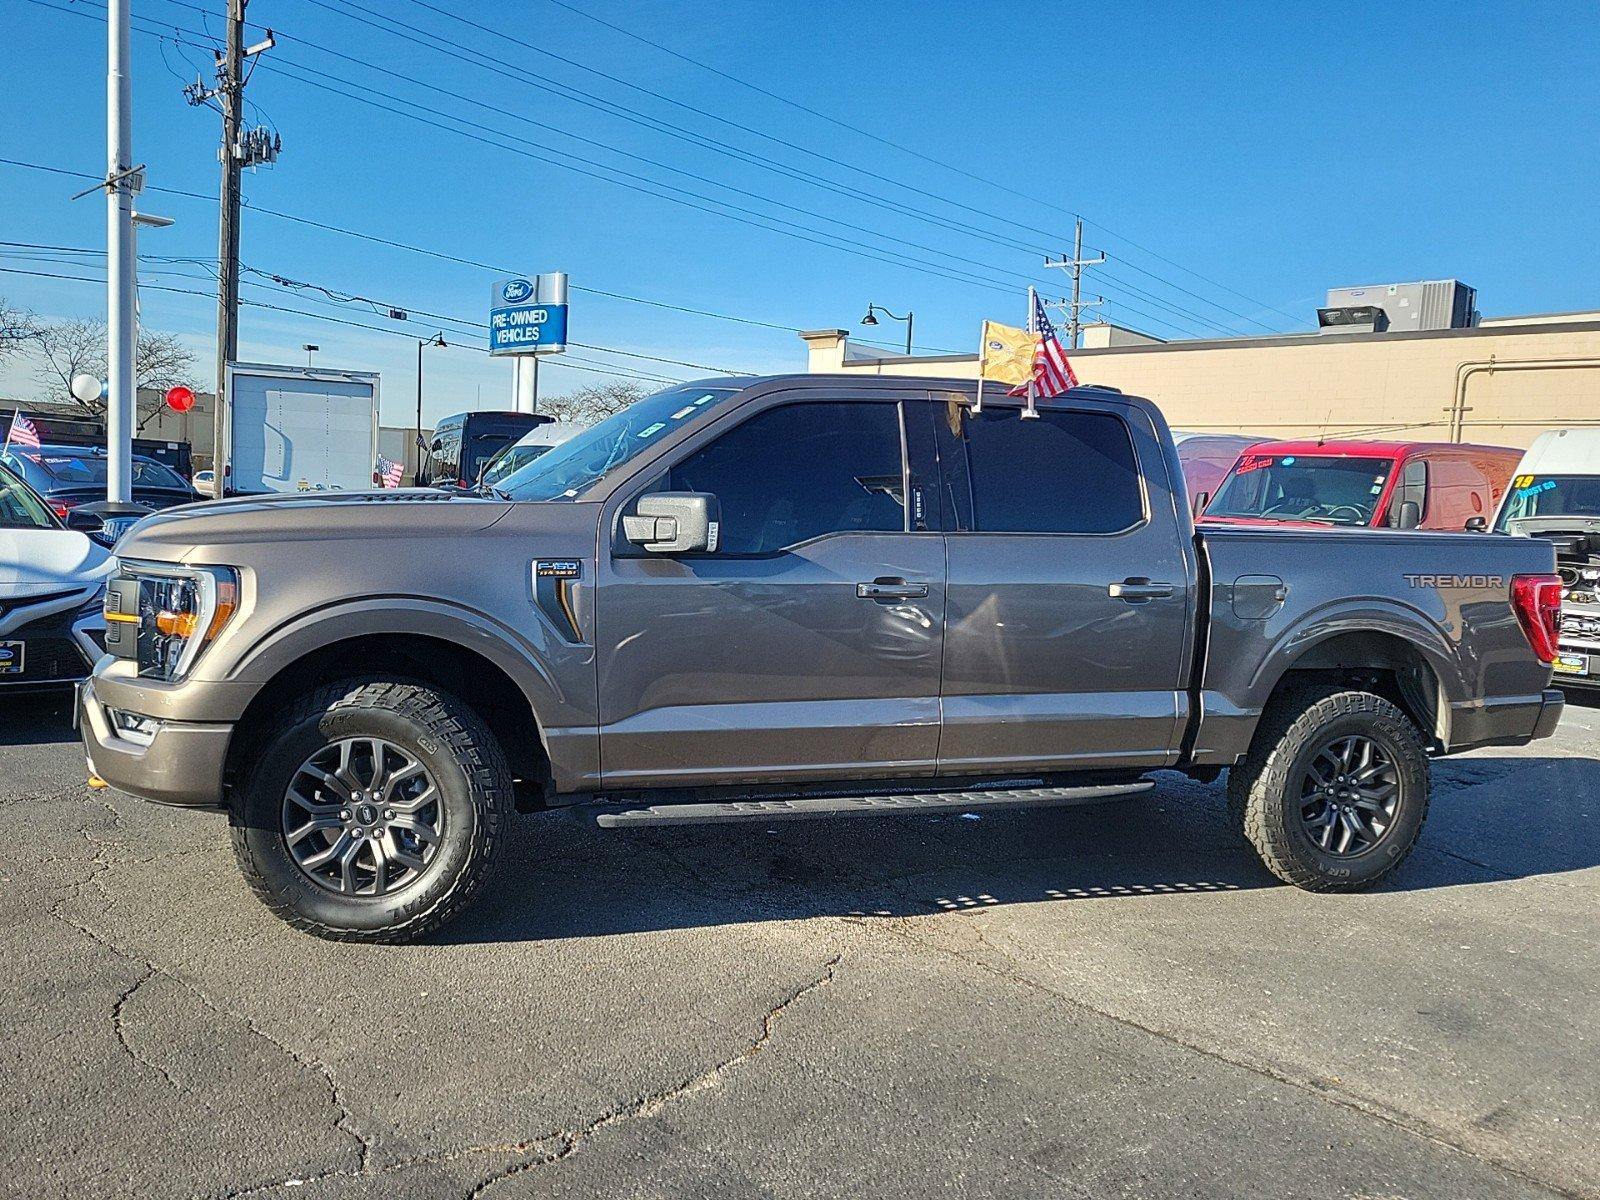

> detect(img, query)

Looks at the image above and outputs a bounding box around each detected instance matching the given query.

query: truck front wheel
[1228,686,1429,891]
[229,679,509,942]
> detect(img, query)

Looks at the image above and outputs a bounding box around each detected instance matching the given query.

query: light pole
[415,331,446,469]
[861,303,914,356]
[302,343,318,367]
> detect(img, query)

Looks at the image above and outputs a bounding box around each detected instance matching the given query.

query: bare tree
[34,318,197,420]
[539,379,650,426]
[0,297,43,362]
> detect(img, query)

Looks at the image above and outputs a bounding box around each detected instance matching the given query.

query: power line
[142,0,1275,333]
[538,0,1308,328]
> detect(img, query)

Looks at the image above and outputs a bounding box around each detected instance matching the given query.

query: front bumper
[78,677,233,807]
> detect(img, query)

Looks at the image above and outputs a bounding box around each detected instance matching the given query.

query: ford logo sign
[502,279,534,304]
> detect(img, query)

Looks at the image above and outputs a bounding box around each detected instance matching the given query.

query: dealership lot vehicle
[0,462,110,689]
[476,419,583,491]
[1202,439,1521,531]
[2,443,199,515]
[1495,428,1600,688]
[417,409,553,489]
[80,376,1562,942]
[1170,430,1266,514]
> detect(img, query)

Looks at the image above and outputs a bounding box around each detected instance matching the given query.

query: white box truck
[225,362,380,494]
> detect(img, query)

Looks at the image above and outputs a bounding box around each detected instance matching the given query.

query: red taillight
[49,501,70,519]
[1511,573,1563,663]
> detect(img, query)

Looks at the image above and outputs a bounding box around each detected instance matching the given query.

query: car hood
[114,489,515,563]
[0,528,113,597]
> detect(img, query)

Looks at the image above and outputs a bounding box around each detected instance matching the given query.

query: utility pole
[187,0,275,497]
[106,0,135,503]
[1044,218,1106,350]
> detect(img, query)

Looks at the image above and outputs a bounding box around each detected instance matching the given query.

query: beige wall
[810,319,1600,450]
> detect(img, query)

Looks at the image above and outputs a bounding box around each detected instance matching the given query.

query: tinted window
[664,401,906,554]
[1208,454,1393,527]
[945,406,1142,534]
[1389,458,1427,526]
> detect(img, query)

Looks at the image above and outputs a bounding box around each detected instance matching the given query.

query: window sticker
[636,422,667,439]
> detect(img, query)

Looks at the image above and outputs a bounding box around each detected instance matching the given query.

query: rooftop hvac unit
[1323,280,1477,333]
[1317,305,1387,335]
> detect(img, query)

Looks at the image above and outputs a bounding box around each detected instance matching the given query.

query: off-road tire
[1227,686,1429,892]
[229,679,509,943]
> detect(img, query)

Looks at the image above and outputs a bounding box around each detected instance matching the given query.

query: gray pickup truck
[79,376,1566,942]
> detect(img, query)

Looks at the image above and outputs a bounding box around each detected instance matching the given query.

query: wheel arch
[1258,627,1450,747]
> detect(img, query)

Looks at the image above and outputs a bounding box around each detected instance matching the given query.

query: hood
[1197,514,1355,531]
[115,488,515,563]
[0,528,113,597]
[1507,515,1600,537]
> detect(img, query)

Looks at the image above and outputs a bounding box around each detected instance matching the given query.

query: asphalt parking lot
[0,691,1595,1200]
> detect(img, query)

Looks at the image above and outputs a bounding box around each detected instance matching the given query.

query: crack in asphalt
[463,952,842,1200]
[111,966,181,1090]
[853,914,1585,1200]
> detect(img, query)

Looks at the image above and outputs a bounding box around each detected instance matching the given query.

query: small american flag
[1006,292,1078,399]
[376,454,404,489]
[5,410,41,450]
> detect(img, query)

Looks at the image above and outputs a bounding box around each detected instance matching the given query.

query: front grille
[1562,613,1600,640]
[3,636,91,683]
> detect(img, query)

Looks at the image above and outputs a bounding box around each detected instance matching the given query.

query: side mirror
[65,508,106,536]
[1192,490,1210,517]
[1396,499,1422,530]
[621,492,720,554]
[1465,515,1488,533]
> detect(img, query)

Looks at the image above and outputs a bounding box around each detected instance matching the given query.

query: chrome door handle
[857,579,929,601]
[1109,578,1176,602]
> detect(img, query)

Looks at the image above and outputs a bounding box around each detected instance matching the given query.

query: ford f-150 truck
[78,376,1566,942]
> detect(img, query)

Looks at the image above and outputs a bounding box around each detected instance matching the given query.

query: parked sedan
[2,444,200,517]
[0,462,111,690]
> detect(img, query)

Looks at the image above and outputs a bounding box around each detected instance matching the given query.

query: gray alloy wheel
[1298,734,1401,857]
[282,736,444,896]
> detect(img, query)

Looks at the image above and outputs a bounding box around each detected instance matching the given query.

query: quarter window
[664,401,906,554]
[945,406,1143,534]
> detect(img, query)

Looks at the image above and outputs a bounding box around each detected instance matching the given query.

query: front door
[930,396,1194,775]
[595,394,946,788]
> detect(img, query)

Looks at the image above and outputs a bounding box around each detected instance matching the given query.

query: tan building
[801,309,1600,450]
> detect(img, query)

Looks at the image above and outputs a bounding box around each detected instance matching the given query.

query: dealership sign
[489,272,569,356]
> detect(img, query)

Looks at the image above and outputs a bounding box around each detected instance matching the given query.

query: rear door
[932,396,1194,775]
[594,390,947,788]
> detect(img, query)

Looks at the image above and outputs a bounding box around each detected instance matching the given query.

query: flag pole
[1022,287,1040,420]
[973,324,985,414]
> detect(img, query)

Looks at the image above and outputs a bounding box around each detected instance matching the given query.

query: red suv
[1199,439,1522,531]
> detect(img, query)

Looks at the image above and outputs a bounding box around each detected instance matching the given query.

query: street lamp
[860,303,914,355]
[302,343,319,366]
[415,331,447,463]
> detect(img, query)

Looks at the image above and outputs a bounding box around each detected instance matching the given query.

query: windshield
[6,450,190,491]
[481,442,555,489]
[0,464,58,530]
[1495,474,1600,531]
[497,383,741,501]
[1207,453,1394,526]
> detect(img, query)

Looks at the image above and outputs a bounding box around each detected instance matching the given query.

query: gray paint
[80,374,1561,811]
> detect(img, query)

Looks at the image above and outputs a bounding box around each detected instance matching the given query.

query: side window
[942,405,1144,534]
[663,401,906,554]
[1389,458,1428,526]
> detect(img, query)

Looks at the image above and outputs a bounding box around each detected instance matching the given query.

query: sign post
[490,272,568,414]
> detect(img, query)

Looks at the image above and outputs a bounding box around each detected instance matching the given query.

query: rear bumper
[79,678,232,808]
[1447,688,1564,752]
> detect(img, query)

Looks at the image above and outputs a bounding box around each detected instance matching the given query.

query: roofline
[842,317,1600,364]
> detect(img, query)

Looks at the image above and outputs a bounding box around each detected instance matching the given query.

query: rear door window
[937,403,1144,534]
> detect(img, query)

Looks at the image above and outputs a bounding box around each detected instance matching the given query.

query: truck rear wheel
[1227,686,1429,892]
[229,679,508,943]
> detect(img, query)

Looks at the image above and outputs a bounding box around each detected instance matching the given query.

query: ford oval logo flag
[501,278,534,304]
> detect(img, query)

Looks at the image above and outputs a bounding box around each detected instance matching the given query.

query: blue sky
[3,0,1598,428]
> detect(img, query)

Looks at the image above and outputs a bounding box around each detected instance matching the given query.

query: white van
[1494,429,1600,686]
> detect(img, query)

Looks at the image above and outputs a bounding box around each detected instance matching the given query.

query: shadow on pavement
[0,690,79,746]
[439,752,1600,945]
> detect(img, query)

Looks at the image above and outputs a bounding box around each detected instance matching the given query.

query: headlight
[105,563,239,681]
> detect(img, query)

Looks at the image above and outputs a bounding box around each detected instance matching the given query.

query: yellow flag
[979,320,1033,385]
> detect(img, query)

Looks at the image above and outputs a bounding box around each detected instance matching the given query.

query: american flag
[375,454,404,489]
[5,410,41,450]
[1006,291,1078,399]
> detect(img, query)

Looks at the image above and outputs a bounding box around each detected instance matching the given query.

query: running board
[579,780,1154,829]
